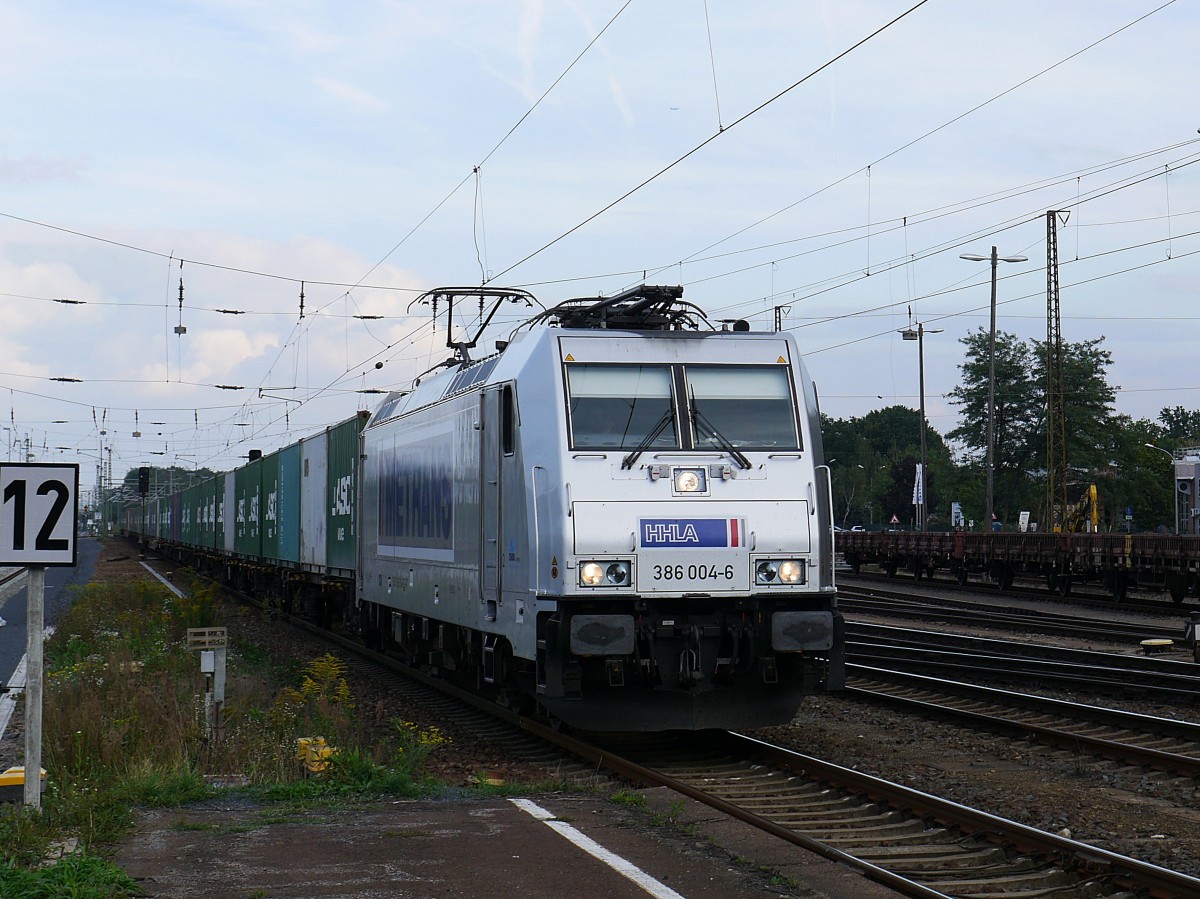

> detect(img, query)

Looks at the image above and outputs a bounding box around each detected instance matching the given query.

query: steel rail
[848,620,1200,686]
[845,665,1200,777]
[0,567,26,591]
[719,730,1200,899]
[840,585,1182,643]
[840,568,1192,615]
[523,721,955,899]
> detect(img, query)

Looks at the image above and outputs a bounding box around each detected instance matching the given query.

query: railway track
[0,567,25,592]
[579,729,1200,898]
[846,665,1200,779]
[141,554,1200,897]
[847,621,1200,700]
[840,583,1186,645]
[841,568,1197,615]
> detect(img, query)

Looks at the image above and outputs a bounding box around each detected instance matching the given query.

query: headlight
[756,559,805,585]
[579,560,632,587]
[778,560,803,583]
[580,562,605,586]
[605,562,630,585]
[673,467,707,493]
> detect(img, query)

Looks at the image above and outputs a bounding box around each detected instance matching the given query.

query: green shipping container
[181,482,200,546]
[235,458,263,559]
[200,474,219,549]
[326,412,368,574]
[261,451,281,563]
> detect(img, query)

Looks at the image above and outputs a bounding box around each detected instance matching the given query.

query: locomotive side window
[566,364,679,449]
[685,365,801,449]
[501,384,515,456]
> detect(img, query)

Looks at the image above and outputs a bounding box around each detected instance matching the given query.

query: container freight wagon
[355,286,844,731]
[119,413,368,614]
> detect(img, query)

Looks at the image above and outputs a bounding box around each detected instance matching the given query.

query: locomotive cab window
[685,365,801,450]
[565,361,800,452]
[566,364,679,450]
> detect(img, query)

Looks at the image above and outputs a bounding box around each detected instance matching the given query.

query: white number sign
[0,463,79,566]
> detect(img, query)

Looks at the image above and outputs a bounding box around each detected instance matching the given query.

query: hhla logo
[643,522,700,543]
[640,518,744,548]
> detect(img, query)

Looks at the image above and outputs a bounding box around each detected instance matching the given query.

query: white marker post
[0,463,79,809]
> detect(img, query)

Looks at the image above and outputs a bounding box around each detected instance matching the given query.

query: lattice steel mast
[1046,210,1069,530]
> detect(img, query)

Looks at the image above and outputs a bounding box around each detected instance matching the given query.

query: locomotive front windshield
[566,362,801,451]
[687,365,800,449]
[567,364,678,449]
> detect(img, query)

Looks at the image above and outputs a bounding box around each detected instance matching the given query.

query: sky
[1,0,1198,497]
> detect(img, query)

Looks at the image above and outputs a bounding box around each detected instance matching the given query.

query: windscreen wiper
[620,408,675,470]
[690,395,751,470]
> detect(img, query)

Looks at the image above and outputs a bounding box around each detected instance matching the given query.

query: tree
[1107,415,1174,532]
[945,328,1042,521]
[946,329,1118,525]
[1157,406,1200,444]
[1029,335,1117,477]
[821,406,952,527]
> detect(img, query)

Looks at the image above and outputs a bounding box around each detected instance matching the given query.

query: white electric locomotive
[357,285,844,730]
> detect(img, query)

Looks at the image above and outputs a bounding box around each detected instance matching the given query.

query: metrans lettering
[639,518,744,548]
[378,437,454,551]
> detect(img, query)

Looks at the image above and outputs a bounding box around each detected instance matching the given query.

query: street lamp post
[960,246,1028,531]
[901,322,943,531]
[1145,443,1178,535]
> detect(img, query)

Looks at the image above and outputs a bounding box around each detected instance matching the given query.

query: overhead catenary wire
[487,0,933,282]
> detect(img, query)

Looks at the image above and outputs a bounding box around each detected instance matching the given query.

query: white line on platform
[0,626,54,743]
[139,562,186,598]
[510,798,687,899]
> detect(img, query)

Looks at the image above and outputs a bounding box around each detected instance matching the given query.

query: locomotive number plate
[636,551,749,593]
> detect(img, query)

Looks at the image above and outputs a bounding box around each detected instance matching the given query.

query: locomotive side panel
[359,392,485,629]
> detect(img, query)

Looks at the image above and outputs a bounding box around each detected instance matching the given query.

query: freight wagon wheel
[955,566,968,586]
[1109,573,1128,603]
[1167,572,1188,603]
[883,560,898,578]
[1046,569,1072,597]
[996,566,1014,591]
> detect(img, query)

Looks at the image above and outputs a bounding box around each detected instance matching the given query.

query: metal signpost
[0,463,79,809]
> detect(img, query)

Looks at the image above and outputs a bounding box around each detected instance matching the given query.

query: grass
[0,567,458,898]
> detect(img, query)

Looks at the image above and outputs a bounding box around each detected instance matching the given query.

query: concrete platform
[116,790,907,898]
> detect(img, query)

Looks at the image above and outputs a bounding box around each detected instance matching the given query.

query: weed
[651,798,688,827]
[610,788,647,808]
[0,852,140,898]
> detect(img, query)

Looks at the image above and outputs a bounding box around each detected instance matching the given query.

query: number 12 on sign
[0,463,79,566]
